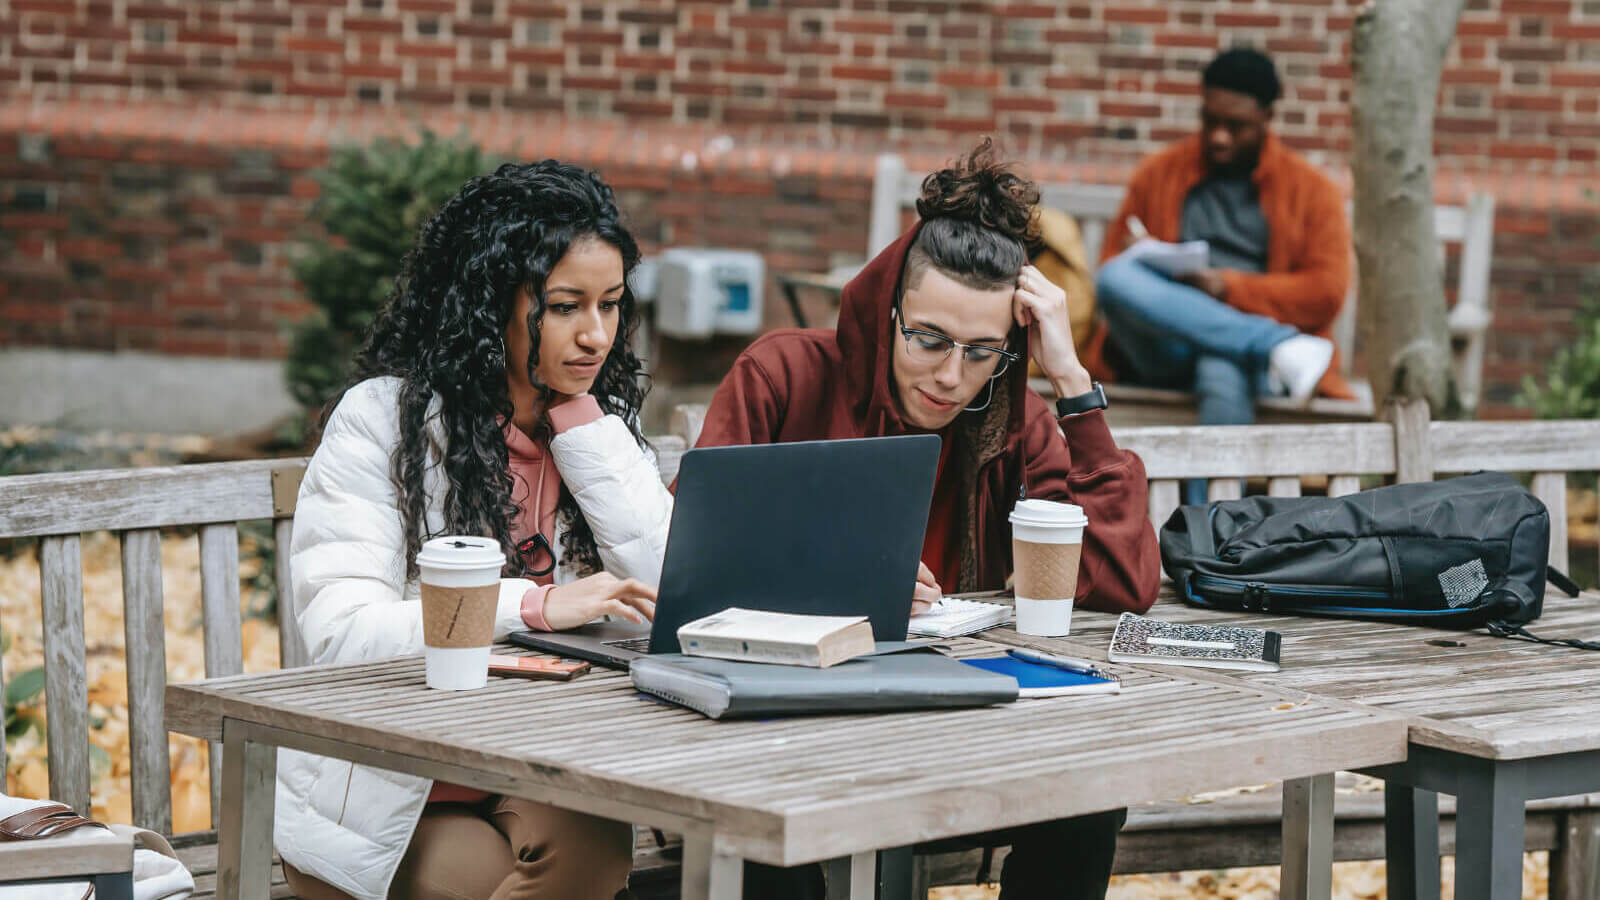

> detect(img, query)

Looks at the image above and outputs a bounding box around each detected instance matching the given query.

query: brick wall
[2,0,1598,423]
[3,0,1598,171]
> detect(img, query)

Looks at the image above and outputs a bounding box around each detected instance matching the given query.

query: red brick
[1442,68,1503,86]
[996,4,1059,18]
[834,17,895,36]
[453,68,512,86]
[616,53,676,73]
[12,0,76,11]
[1493,94,1563,113]
[1154,32,1218,49]
[935,115,998,133]
[1551,122,1600,139]
[341,16,405,35]
[1551,70,1600,89]
[831,64,892,82]
[3,302,68,323]
[723,59,785,76]
[936,68,999,89]
[286,81,348,98]
[1267,37,1328,54]
[568,28,625,46]
[994,95,1055,113]
[1491,142,1560,161]
[1101,101,1160,118]
[1104,7,1169,24]
[1214,13,1281,27]
[1044,74,1108,91]
[1553,23,1600,40]
[1500,0,1569,12]
[1455,20,1510,38]
[507,48,564,65]
[673,80,731,97]
[613,98,674,117]
[884,91,945,109]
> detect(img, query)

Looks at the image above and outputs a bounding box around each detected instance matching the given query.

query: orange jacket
[1088,134,1354,399]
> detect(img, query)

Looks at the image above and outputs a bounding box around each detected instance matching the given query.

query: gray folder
[628,643,1020,719]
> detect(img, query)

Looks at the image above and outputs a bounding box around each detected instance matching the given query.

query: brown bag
[0,802,107,841]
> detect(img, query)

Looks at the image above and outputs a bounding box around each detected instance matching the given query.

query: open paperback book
[1124,238,1210,278]
[907,597,1013,638]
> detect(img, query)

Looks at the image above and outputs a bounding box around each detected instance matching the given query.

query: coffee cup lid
[1009,499,1089,528]
[415,536,506,572]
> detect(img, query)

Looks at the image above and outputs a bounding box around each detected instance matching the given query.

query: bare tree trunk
[1350,0,1466,415]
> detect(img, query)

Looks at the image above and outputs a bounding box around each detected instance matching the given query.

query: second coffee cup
[1009,499,1088,636]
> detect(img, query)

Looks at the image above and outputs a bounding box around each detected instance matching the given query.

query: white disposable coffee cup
[415,536,506,691]
[1009,499,1089,637]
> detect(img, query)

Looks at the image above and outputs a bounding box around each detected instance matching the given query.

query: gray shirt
[1180,174,1270,274]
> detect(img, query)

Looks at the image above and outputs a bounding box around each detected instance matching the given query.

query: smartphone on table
[487,654,590,681]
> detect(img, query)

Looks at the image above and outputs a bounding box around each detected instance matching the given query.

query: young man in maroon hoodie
[694,143,1161,899]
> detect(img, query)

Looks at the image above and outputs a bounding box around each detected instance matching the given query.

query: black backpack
[1159,471,1594,649]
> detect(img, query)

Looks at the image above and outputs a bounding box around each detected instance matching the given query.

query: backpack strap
[1547,566,1582,598]
[1486,621,1600,652]
[1181,506,1216,560]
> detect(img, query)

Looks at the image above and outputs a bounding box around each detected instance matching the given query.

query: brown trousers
[282,796,634,900]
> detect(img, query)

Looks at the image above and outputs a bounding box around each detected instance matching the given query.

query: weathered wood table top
[166,638,1405,869]
[983,589,1600,761]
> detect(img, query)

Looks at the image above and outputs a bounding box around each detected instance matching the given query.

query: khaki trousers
[282,796,634,900]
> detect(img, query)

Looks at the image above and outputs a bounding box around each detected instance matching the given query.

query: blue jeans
[1095,254,1299,505]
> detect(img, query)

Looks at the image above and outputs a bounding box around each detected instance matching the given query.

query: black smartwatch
[1055,382,1108,417]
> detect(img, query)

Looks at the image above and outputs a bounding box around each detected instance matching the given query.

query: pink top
[427,395,604,807]
[506,395,605,631]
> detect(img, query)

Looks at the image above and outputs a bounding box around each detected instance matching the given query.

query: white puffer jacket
[273,377,672,900]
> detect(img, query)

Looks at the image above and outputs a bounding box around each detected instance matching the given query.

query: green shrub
[1519,297,1600,421]
[285,130,494,432]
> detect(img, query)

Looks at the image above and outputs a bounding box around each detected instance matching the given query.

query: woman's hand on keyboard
[544,573,658,631]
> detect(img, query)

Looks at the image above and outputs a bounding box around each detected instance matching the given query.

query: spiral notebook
[1107,612,1282,672]
[906,597,1012,638]
[959,656,1121,698]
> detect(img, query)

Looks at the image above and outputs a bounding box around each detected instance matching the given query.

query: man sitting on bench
[1090,48,1352,497]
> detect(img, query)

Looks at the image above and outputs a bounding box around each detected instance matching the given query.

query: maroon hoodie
[696,225,1160,614]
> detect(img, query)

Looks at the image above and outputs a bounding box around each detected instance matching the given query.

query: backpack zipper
[1186,574,1467,617]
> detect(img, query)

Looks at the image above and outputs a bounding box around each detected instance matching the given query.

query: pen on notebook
[1006,648,1120,682]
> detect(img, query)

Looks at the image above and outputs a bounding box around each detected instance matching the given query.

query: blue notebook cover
[960,656,1122,697]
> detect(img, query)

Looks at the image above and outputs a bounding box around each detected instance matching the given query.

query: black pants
[741,807,1127,900]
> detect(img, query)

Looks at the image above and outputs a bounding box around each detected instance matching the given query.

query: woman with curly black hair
[275,160,667,900]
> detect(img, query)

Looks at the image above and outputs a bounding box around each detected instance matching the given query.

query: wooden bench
[861,153,1497,421]
[0,825,135,900]
[2,402,1594,899]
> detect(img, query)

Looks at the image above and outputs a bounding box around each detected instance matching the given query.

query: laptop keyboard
[603,636,652,654]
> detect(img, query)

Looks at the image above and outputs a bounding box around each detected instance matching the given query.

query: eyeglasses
[515,533,556,578]
[893,301,1020,376]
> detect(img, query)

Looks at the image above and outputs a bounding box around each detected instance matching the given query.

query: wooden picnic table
[978,587,1600,900]
[166,638,1406,900]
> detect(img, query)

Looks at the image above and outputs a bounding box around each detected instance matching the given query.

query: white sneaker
[1267,334,1335,406]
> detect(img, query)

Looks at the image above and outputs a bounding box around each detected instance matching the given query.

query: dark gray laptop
[508,434,941,669]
